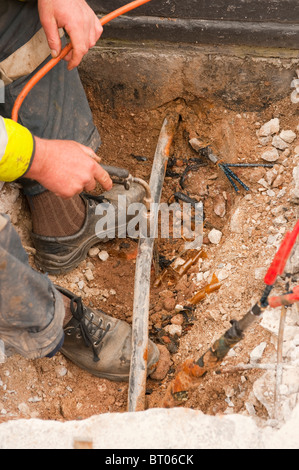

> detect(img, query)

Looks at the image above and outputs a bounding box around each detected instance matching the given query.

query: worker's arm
[37,0,103,70]
[0,117,112,198]
[0,117,35,182]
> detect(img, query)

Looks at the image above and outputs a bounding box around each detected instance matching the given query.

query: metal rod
[225,163,274,168]
[221,362,297,373]
[274,305,287,419]
[128,114,179,412]
[100,164,130,179]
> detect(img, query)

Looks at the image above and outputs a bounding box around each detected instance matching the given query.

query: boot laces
[70,296,111,362]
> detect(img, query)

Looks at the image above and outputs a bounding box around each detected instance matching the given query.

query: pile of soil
[0,89,298,424]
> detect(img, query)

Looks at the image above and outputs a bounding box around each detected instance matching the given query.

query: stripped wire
[189,138,274,193]
[218,163,250,192]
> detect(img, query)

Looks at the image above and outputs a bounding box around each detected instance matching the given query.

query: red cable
[11,0,152,122]
[264,220,299,286]
[268,286,299,308]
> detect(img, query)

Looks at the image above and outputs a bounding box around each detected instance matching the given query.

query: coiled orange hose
[11,0,151,122]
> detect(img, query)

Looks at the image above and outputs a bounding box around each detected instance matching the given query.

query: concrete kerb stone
[0,405,299,449]
[80,42,299,114]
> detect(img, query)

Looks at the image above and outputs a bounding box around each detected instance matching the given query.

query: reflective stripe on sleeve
[0,117,8,161]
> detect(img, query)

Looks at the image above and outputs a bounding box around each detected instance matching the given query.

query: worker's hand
[38,0,103,70]
[25,137,113,199]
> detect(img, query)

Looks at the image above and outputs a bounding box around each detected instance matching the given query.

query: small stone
[98,250,109,262]
[272,135,289,150]
[103,395,116,407]
[273,215,287,225]
[258,136,272,146]
[28,396,42,403]
[271,205,284,216]
[164,323,182,337]
[174,304,185,312]
[99,288,110,298]
[78,280,85,290]
[230,207,243,234]
[86,261,95,271]
[159,290,175,299]
[245,402,256,416]
[208,228,222,245]
[163,297,176,312]
[250,342,267,363]
[281,148,291,158]
[150,345,172,381]
[265,170,277,186]
[171,314,184,326]
[258,178,269,188]
[272,174,284,188]
[55,365,68,378]
[258,118,280,137]
[18,403,30,416]
[195,272,204,282]
[279,130,296,144]
[213,194,226,218]
[223,385,235,398]
[84,269,94,282]
[217,267,230,281]
[88,247,100,258]
[261,148,280,162]
[245,167,266,183]
[285,245,299,274]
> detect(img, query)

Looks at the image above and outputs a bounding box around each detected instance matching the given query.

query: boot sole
[60,348,159,382]
[34,234,108,275]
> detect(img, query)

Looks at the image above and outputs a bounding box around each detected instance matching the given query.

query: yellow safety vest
[0,118,34,182]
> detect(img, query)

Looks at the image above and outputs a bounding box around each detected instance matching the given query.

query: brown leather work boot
[32,183,146,275]
[57,286,160,382]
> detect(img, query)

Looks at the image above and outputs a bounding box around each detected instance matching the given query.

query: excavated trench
[0,42,299,441]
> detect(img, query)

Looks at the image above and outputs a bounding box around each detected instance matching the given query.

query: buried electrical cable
[162,219,299,408]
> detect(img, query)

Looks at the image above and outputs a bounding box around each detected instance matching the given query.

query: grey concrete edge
[0,405,299,449]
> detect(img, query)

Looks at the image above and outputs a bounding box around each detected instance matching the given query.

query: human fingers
[93,163,113,191]
[90,17,103,47]
[83,178,97,193]
[38,5,62,58]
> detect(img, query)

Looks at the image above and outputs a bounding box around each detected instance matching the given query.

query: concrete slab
[0,405,299,449]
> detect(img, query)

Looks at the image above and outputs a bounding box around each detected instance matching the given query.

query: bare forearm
[26,137,112,198]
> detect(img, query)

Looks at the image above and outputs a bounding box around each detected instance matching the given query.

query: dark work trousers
[0,0,101,358]
[0,0,101,196]
[0,215,65,359]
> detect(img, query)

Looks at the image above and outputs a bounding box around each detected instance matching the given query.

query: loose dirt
[0,88,298,424]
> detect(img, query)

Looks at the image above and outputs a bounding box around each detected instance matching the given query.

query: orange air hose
[11,0,152,122]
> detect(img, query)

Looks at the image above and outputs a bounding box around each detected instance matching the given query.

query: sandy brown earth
[0,88,298,424]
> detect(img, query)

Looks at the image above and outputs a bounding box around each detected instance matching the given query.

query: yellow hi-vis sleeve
[0,117,35,182]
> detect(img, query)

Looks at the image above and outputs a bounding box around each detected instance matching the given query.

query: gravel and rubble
[0,91,299,446]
